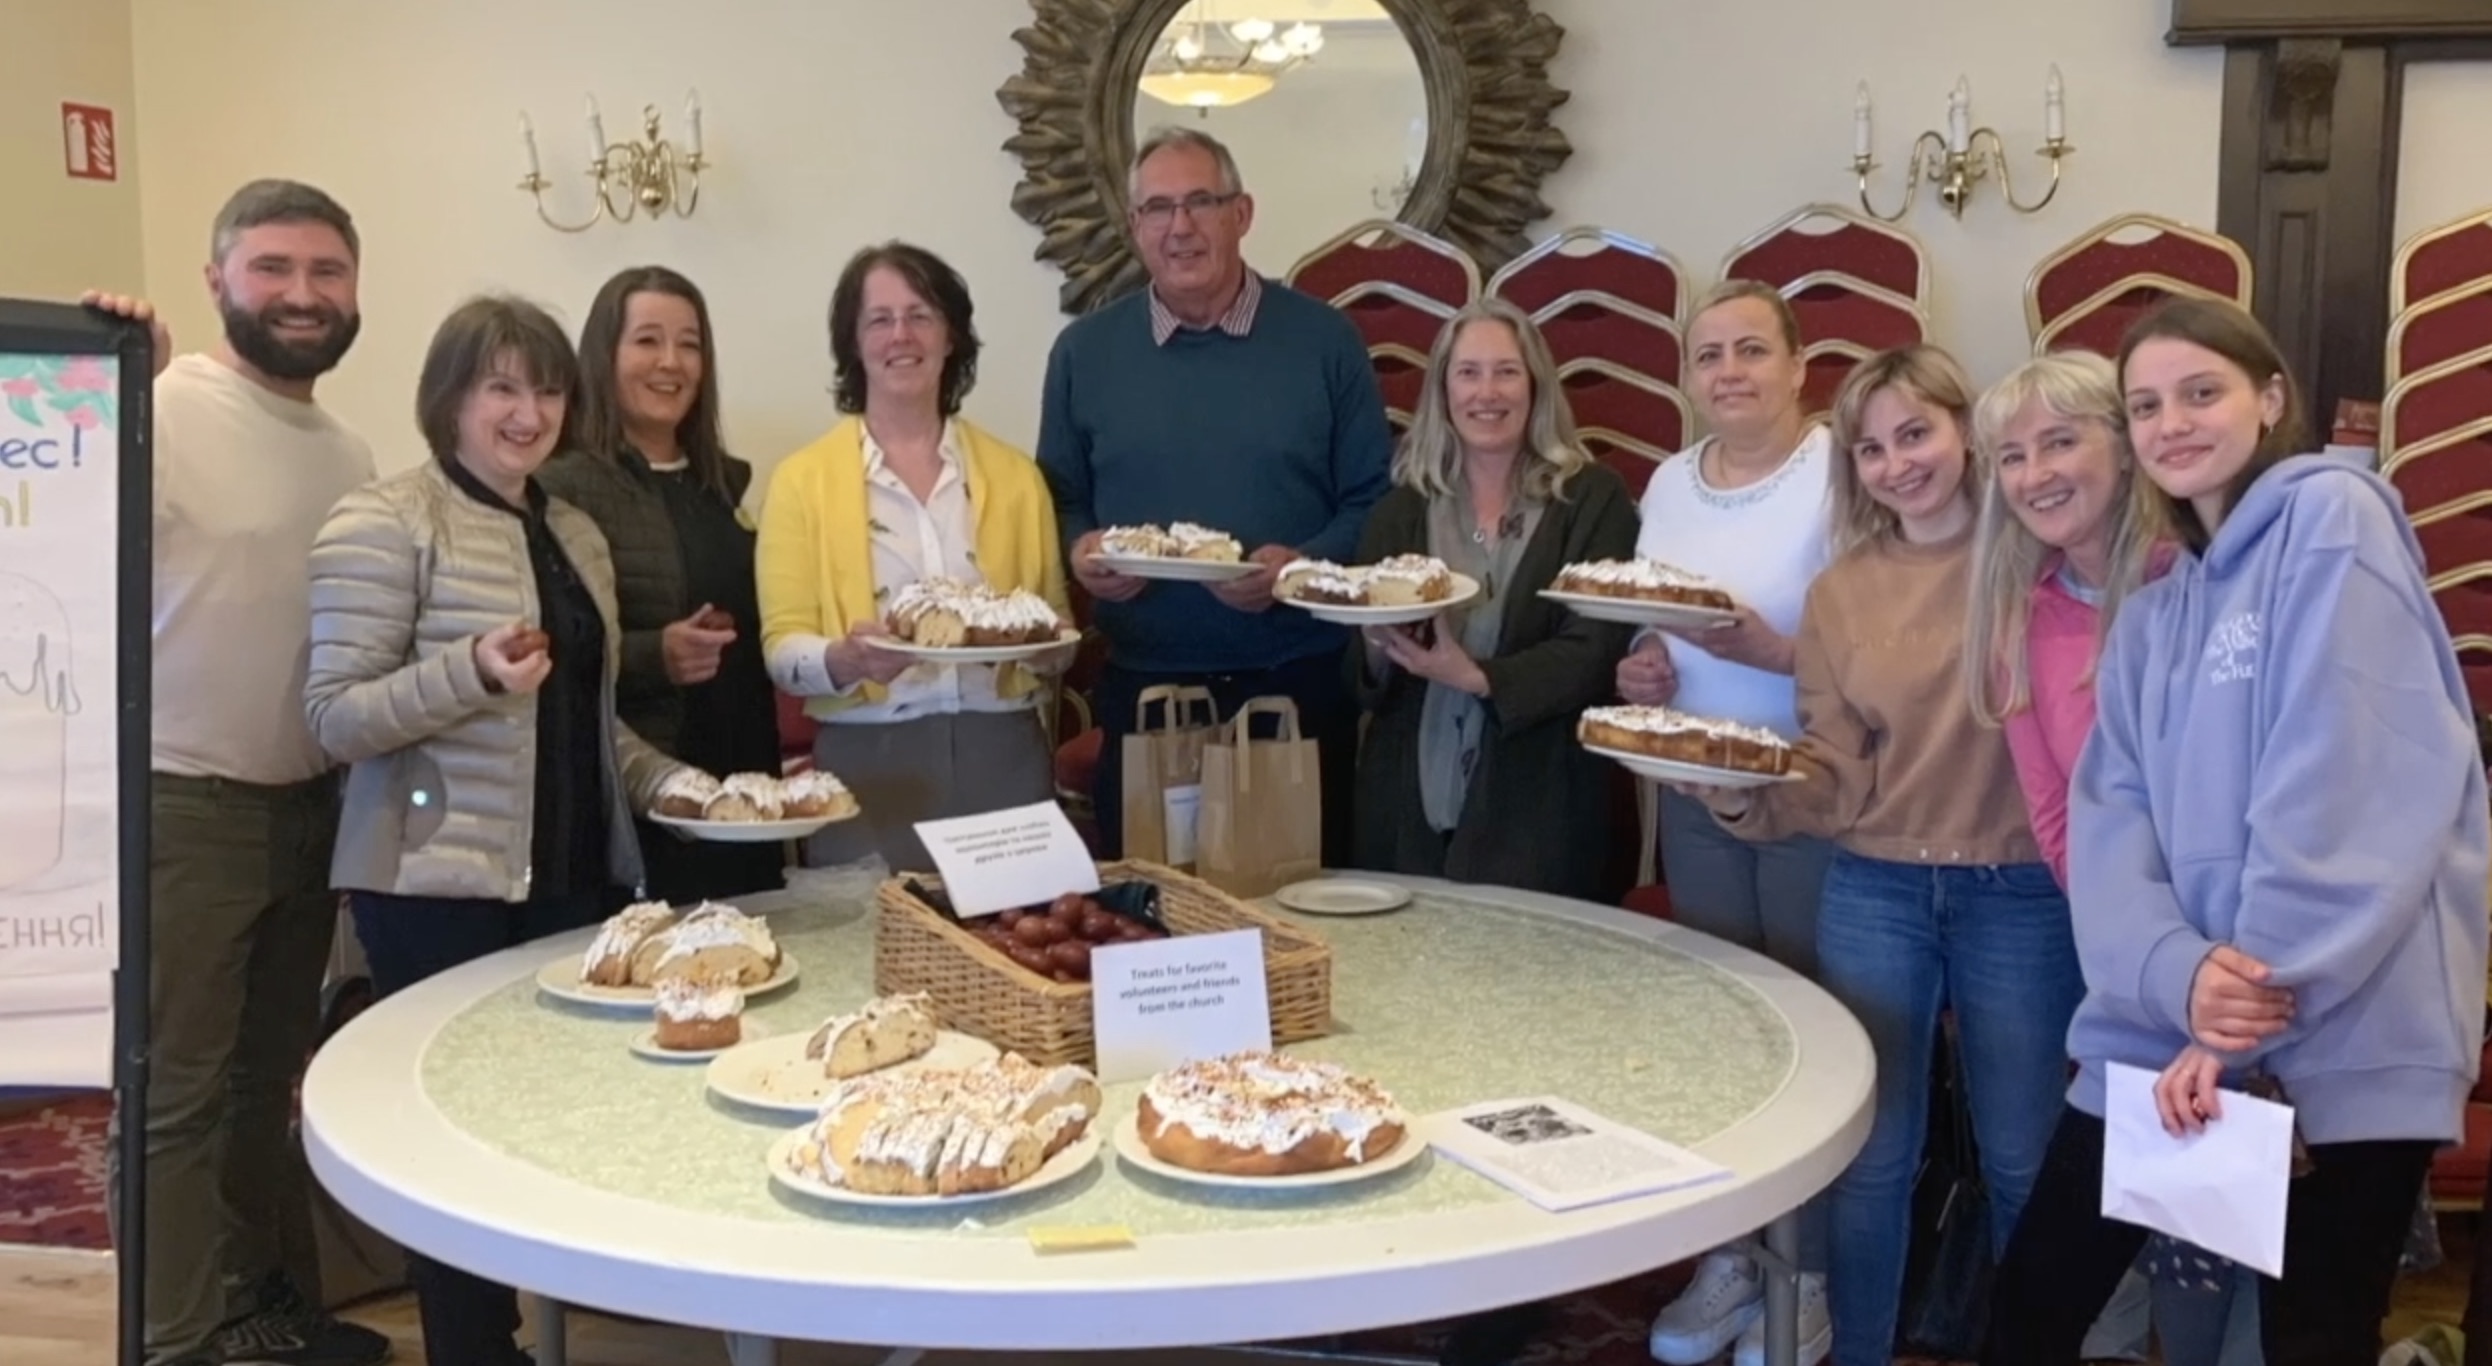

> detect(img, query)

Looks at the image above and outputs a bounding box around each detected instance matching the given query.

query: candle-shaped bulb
[1947,78,1970,153]
[519,111,542,180]
[686,87,704,157]
[584,94,607,162]
[1854,82,1872,160]
[2045,64,2066,143]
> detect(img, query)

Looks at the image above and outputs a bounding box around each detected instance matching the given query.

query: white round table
[302,870,1871,1365]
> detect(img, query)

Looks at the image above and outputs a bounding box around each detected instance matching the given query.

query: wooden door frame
[2170,1,2492,429]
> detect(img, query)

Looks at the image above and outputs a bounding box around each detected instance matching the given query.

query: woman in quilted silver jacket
[301,293,692,1366]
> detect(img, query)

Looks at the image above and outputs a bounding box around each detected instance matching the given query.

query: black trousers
[1982,1104,2435,1366]
[350,886,618,1366]
[1089,650,1357,867]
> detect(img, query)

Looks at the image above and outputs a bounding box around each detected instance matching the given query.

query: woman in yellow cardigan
[756,242,1070,871]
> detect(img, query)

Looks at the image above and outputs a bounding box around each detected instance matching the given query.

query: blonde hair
[1686,278,1804,355]
[1963,353,2173,723]
[1825,344,1982,558]
[1393,298,1592,503]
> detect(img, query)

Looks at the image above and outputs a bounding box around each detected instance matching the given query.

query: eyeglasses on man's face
[1131,191,1241,228]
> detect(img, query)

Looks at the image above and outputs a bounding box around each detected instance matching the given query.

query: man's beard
[219,292,361,382]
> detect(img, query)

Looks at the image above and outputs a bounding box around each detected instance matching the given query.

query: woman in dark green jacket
[1348,297,1639,899]
[538,266,783,902]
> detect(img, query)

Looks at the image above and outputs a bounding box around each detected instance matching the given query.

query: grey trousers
[108,771,341,1363]
[804,709,1056,876]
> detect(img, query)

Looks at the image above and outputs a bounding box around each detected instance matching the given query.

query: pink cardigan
[2002,549,2174,887]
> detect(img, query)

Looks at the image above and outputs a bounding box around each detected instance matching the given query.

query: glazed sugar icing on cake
[1278,558,1359,596]
[1579,704,1788,750]
[795,1053,1101,1192]
[888,578,1061,636]
[655,769,719,804]
[580,901,675,982]
[1366,554,1447,587]
[779,770,847,802]
[1142,1050,1401,1160]
[653,974,742,1021]
[1560,558,1723,591]
[654,903,777,968]
[1100,525,1174,555]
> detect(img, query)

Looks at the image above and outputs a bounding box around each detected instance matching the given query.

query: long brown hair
[573,266,732,499]
[2114,297,2308,552]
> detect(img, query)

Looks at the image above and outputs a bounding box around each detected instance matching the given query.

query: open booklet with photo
[1424,1097,1732,1212]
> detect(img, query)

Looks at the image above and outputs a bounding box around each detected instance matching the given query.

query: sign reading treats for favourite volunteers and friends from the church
[0,344,121,1085]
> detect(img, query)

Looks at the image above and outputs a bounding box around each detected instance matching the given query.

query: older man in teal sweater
[1037,125,1392,864]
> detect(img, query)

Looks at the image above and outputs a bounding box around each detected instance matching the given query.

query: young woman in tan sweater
[1687,345,2083,1366]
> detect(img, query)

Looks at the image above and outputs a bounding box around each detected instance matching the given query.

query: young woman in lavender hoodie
[1980,299,2489,1364]
[1964,351,2259,1366]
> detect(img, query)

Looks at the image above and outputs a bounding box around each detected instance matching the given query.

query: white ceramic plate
[1111,1111,1426,1189]
[628,1018,774,1064]
[1537,589,1737,631]
[1582,743,1806,790]
[703,1028,1003,1116]
[1278,573,1482,627]
[649,812,847,843]
[533,951,802,1012]
[861,628,1080,664]
[766,1125,1103,1208]
[1090,553,1255,582]
[1273,879,1411,916]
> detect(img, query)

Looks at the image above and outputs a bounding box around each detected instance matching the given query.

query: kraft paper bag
[1198,696,1323,898]
[1120,684,1216,870]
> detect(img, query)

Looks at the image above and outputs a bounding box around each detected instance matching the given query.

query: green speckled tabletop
[420,871,1797,1236]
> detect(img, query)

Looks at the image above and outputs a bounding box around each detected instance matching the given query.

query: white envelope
[2100,1059,2292,1277]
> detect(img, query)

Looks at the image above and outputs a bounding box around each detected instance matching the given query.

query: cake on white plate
[787,1052,1102,1197]
[651,973,743,1051]
[884,577,1062,648]
[804,992,939,1078]
[1576,704,1793,776]
[630,902,781,986]
[1553,558,1735,611]
[1137,1050,1405,1176]
[1277,555,1455,607]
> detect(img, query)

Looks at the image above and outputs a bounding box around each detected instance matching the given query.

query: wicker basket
[872,859,1333,1066]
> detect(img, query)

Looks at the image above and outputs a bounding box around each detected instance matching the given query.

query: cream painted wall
[2,0,143,300]
[2395,60,2492,252]
[128,0,2220,482]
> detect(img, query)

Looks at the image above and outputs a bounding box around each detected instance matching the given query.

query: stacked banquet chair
[1485,226,1693,498]
[2382,206,2492,1213]
[2024,211,2253,357]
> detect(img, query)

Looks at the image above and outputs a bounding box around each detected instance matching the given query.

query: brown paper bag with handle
[1197,696,1323,898]
[1120,684,1217,870]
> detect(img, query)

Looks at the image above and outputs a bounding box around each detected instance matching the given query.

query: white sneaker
[1730,1273,1830,1366]
[1649,1250,1763,1364]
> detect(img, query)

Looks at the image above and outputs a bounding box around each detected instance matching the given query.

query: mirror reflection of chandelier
[1140,3,1326,111]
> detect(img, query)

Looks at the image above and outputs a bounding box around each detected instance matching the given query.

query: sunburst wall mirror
[998,0,1574,314]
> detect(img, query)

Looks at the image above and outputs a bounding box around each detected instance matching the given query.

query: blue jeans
[1813,851,2084,1366]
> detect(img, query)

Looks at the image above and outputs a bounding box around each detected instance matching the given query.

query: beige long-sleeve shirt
[1720,524,2041,867]
[152,354,376,785]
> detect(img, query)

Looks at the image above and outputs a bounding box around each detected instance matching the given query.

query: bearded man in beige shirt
[87,178,391,1366]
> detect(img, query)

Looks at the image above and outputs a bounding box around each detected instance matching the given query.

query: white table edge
[301,874,1873,1350]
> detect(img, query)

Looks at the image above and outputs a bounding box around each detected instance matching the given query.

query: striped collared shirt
[1147,271,1264,346]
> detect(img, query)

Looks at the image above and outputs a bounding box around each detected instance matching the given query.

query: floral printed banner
[0,346,122,1087]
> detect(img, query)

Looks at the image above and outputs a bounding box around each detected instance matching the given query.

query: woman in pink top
[1964,352,2253,1366]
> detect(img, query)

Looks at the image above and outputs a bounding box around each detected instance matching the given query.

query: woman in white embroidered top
[1623,280,1840,1366]
[755,242,1071,874]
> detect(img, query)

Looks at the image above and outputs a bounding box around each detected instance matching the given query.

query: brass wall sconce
[1852,70,2072,223]
[517,92,709,233]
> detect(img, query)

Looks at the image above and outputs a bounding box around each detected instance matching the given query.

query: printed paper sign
[1090,926,1270,1083]
[0,353,120,984]
[913,800,1100,918]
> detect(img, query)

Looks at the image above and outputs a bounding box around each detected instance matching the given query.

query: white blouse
[1630,423,1835,738]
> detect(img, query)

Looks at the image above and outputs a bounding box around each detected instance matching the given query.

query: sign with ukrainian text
[0,353,120,988]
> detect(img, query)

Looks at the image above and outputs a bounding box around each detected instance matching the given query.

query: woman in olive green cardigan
[1348,298,1639,899]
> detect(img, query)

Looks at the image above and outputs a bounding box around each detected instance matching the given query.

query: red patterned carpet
[0,1090,113,1250]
